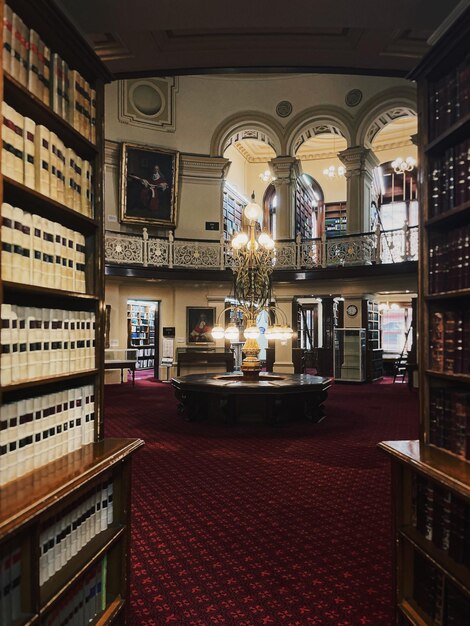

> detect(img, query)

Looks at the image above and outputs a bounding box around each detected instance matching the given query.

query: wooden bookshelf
[362,300,383,382]
[0,1,143,625]
[380,9,470,623]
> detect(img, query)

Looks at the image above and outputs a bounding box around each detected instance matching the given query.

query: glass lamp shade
[225,323,240,342]
[258,232,273,248]
[244,200,263,222]
[278,325,294,340]
[246,239,259,252]
[231,235,242,250]
[211,325,225,340]
[244,323,260,340]
[265,325,280,340]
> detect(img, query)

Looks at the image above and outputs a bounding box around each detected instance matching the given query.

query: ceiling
[54,0,465,78]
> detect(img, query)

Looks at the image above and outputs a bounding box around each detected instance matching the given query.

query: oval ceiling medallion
[276,100,293,118]
[345,89,363,107]
[132,83,163,116]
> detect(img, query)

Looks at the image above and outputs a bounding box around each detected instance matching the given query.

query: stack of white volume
[0,305,95,385]
[0,385,95,486]
[0,547,21,625]
[45,558,106,626]
[1,203,87,292]
[1,103,94,216]
[39,480,113,586]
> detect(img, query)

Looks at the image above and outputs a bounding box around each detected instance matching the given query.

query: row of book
[3,4,97,143]
[413,550,470,624]
[429,387,470,458]
[428,225,470,293]
[0,547,21,626]
[45,558,106,626]
[412,474,469,564]
[1,203,87,292]
[0,385,95,486]
[40,480,113,586]
[2,103,94,215]
[429,139,470,219]
[429,309,470,374]
[1,305,95,386]
[428,53,470,140]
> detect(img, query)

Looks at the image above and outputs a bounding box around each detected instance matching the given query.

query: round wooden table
[171,372,333,425]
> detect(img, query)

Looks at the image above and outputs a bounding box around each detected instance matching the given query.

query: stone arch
[210,111,284,157]
[285,106,354,156]
[354,86,417,148]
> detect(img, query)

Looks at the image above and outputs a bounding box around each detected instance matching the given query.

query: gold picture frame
[119,142,179,227]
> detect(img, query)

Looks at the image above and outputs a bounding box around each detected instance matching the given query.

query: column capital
[338,146,379,178]
[269,156,298,183]
[180,154,231,181]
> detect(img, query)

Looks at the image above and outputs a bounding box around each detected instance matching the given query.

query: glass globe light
[244,323,260,340]
[211,325,225,340]
[244,200,263,222]
[265,325,279,340]
[231,235,242,250]
[258,232,272,248]
[225,323,240,342]
[246,239,259,252]
[264,237,275,250]
[278,325,294,341]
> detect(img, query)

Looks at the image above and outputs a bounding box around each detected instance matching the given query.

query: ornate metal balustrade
[105,225,418,271]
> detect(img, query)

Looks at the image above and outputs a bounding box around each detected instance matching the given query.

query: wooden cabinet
[0,1,143,624]
[380,8,470,624]
[362,300,383,382]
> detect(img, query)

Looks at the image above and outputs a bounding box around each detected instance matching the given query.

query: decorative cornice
[338,146,380,176]
[180,154,231,180]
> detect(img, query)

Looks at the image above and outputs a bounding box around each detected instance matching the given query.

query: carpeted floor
[104,377,419,626]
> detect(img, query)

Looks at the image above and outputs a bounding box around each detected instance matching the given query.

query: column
[269,156,298,239]
[177,154,231,239]
[273,297,294,374]
[338,147,379,234]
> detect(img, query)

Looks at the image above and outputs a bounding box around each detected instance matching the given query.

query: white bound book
[1,203,14,282]
[23,116,36,189]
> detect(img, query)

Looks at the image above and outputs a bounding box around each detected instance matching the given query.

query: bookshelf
[223,186,245,240]
[0,1,143,625]
[379,9,470,624]
[324,202,347,237]
[126,301,156,370]
[333,328,366,382]
[294,175,319,239]
[362,300,383,382]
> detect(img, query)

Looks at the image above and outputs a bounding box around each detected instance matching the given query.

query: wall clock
[346,304,358,317]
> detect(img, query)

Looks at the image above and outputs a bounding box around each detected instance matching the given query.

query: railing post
[321,231,327,268]
[295,233,301,269]
[403,220,410,262]
[375,223,382,264]
[219,234,225,270]
[168,231,174,268]
[142,228,148,267]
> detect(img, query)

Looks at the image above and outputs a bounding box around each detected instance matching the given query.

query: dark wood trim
[113,65,409,81]
[106,261,417,282]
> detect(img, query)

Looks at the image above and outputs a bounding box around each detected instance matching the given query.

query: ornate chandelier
[259,169,276,183]
[211,194,293,379]
[322,164,345,178]
[391,156,416,174]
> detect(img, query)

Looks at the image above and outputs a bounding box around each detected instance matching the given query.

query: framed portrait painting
[120,142,179,227]
[187,307,215,344]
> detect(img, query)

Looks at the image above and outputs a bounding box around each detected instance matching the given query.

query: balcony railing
[105,224,418,271]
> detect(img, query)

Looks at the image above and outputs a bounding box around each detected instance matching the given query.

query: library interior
[0,0,470,624]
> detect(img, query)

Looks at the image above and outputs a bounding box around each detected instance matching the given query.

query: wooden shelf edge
[400,530,470,596]
[10,613,38,626]
[426,288,470,299]
[378,440,470,498]
[425,370,470,383]
[398,599,430,626]
[424,112,470,154]
[3,176,98,230]
[424,200,470,227]
[92,596,125,626]
[400,527,470,591]
[3,281,100,302]
[2,370,99,394]
[0,438,144,538]
[4,74,98,156]
[40,527,126,613]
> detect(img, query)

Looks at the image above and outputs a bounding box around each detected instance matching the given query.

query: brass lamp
[212,193,293,380]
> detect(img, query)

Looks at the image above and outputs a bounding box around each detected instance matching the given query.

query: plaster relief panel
[119,78,178,131]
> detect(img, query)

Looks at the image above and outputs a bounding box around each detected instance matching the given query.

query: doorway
[127,299,160,378]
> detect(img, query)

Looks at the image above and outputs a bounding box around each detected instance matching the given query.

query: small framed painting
[120,142,179,227]
[187,307,215,344]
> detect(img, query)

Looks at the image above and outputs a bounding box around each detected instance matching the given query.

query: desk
[172,372,332,424]
[104,360,136,385]
[176,351,234,376]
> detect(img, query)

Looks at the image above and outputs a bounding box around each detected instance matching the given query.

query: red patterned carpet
[104,378,418,626]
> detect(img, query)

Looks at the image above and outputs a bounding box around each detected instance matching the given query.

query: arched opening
[370,114,418,232]
[294,129,347,237]
[294,174,324,239]
[223,133,277,239]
